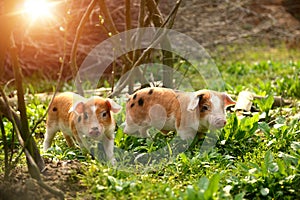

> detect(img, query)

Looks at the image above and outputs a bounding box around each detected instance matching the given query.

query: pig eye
[100,111,108,118]
[78,116,82,122]
[201,105,210,112]
[84,112,88,120]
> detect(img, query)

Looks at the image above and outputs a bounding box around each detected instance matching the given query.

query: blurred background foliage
[1,0,300,85]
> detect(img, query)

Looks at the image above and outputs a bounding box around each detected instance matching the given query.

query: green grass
[220,60,300,98]
[77,56,300,199]
[76,112,299,199]
[1,46,300,199]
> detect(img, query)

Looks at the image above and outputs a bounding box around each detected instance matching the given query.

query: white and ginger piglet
[124,87,235,139]
[43,92,121,161]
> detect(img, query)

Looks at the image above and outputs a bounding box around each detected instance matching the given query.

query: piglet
[43,92,121,161]
[124,87,235,139]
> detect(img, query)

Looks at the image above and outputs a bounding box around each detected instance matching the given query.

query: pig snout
[213,117,227,129]
[207,115,227,130]
[88,126,102,137]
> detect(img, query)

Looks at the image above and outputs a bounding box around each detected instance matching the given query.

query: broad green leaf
[264,150,279,173]
[235,130,246,140]
[198,176,209,192]
[114,128,124,146]
[234,192,245,200]
[264,150,273,167]
[279,152,298,165]
[66,151,76,156]
[185,185,198,200]
[249,121,259,135]
[167,142,173,157]
[277,159,287,175]
[107,176,117,186]
[179,153,188,164]
[255,95,274,112]
[204,174,220,200]
[250,114,260,124]
[291,141,300,152]
[268,162,279,173]
[275,116,286,124]
[264,95,274,110]
[239,163,250,172]
[258,122,270,137]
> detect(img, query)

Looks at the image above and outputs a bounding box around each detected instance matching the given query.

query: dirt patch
[170,0,300,47]
[0,159,86,200]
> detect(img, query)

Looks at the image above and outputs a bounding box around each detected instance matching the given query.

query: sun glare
[23,0,53,20]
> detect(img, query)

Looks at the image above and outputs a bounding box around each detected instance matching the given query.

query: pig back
[47,92,85,124]
[126,87,181,125]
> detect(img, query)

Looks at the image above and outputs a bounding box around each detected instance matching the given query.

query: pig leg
[43,125,59,151]
[177,127,197,140]
[138,126,151,138]
[149,104,167,130]
[62,132,75,147]
[70,125,84,149]
[73,134,85,149]
[124,122,137,134]
[103,136,115,164]
[124,112,145,136]
[124,121,142,137]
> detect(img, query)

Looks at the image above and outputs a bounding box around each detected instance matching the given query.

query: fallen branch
[233,91,292,113]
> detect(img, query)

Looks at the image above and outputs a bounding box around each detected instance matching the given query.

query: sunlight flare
[23,0,53,20]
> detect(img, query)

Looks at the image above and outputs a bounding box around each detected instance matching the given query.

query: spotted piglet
[124,87,235,139]
[43,92,121,162]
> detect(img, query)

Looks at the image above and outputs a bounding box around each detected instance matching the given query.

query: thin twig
[111,50,116,93]
[132,0,145,65]
[0,90,25,172]
[98,0,119,35]
[9,121,15,165]
[124,0,133,93]
[70,0,98,96]
[125,0,132,31]
[161,0,182,29]
[109,0,183,96]
[0,114,9,180]
[161,0,182,87]
[146,0,163,26]
[98,0,133,72]
[109,28,170,97]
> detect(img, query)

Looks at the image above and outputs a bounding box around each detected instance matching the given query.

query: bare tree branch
[70,0,98,96]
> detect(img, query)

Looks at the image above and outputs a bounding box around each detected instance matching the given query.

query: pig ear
[69,101,85,114]
[187,92,205,111]
[222,93,236,107]
[106,99,122,113]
